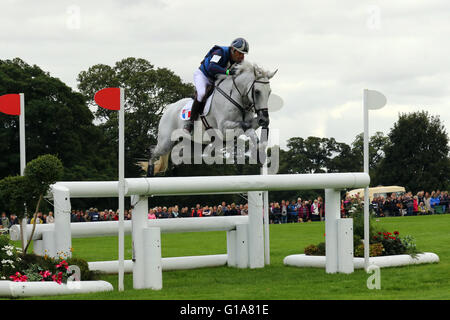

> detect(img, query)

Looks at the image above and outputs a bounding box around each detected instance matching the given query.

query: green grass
[9,215,450,300]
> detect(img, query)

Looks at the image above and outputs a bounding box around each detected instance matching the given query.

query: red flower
[394,231,399,236]
[56,260,69,270]
[10,272,28,282]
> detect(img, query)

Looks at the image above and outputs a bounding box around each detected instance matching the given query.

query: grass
[7,214,450,300]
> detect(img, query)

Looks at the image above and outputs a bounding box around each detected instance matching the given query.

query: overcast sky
[1,0,449,149]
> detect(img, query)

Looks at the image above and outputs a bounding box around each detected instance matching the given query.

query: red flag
[0,94,21,115]
[94,88,121,110]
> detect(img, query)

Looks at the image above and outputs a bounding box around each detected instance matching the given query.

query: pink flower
[10,272,28,282]
[56,260,69,270]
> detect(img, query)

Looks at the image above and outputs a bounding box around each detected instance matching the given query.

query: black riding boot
[183,99,202,134]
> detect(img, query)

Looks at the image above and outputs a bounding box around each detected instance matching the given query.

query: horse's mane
[217,61,270,81]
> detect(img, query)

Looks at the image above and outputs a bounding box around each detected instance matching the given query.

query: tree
[0,58,113,182]
[0,154,63,253]
[350,131,390,185]
[77,57,195,177]
[374,111,450,192]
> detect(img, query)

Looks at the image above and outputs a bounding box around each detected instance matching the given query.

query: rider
[183,37,249,134]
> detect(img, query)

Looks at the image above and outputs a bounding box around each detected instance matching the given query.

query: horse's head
[232,62,278,128]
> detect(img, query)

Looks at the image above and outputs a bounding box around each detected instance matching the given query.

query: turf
[10,214,450,300]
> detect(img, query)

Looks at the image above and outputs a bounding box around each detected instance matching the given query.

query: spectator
[413,196,419,215]
[216,205,224,216]
[430,191,440,212]
[9,214,19,226]
[405,192,414,216]
[211,206,217,216]
[280,200,287,224]
[299,201,310,222]
[241,204,248,216]
[30,212,43,224]
[268,202,274,224]
[203,206,212,217]
[272,202,281,224]
[46,211,55,223]
[441,191,449,213]
[424,192,433,214]
[172,205,180,218]
[160,207,169,218]
[418,202,428,215]
[191,204,203,217]
[416,191,424,205]
[311,199,320,221]
[1,212,10,230]
[221,202,228,216]
[227,203,238,216]
[148,209,156,219]
[156,206,164,218]
[317,196,324,221]
[287,200,297,223]
[343,196,352,218]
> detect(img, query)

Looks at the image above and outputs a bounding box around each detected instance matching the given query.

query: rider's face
[231,49,245,63]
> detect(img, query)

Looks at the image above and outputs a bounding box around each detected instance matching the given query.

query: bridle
[215,75,270,122]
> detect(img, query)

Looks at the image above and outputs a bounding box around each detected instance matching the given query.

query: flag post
[94,87,125,291]
[363,89,387,271]
[19,93,26,176]
[118,88,125,291]
[0,93,27,248]
[363,89,370,271]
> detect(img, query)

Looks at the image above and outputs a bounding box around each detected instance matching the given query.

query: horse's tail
[136,146,156,176]
[136,147,169,177]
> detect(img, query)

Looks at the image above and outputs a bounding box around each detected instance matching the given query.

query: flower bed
[0,234,112,298]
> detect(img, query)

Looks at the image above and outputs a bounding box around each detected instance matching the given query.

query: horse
[138,61,277,176]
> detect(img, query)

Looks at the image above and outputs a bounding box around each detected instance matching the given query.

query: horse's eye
[255,90,261,95]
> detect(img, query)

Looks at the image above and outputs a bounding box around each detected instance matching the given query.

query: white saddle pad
[179,95,213,120]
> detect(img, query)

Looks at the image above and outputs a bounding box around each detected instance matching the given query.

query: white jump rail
[0,280,113,298]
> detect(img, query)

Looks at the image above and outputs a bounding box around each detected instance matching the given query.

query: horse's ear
[253,66,263,78]
[268,69,278,79]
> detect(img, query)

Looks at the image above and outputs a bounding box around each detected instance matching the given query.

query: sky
[1,0,449,149]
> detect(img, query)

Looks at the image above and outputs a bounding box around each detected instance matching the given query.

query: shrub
[354,242,383,257]
[316,242,326,256]
[372,231,406,256]
[304,244,319,255]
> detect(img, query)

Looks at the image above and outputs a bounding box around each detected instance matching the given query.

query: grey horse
[138,61,277,176]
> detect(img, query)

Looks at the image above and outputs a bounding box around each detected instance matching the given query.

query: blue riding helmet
[231,38,249,54]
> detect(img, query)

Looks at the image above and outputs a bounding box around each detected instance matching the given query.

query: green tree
[0,154,63,253]
[374,111,450,192]
[77,57,195,177]
[0,58,114,182]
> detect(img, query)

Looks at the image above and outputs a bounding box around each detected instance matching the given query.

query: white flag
[365,89,387,110]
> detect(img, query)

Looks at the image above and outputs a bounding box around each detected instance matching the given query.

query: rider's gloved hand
[227,67,237,76]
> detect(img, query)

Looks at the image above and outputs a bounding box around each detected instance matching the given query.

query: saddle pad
[179,95,213,120]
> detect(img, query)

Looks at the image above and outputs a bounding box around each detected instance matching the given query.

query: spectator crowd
[1,189,448,232]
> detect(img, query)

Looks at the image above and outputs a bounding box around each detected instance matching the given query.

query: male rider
[183,38,249,134]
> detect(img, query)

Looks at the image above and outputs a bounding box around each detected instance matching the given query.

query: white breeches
[194,69,213,102]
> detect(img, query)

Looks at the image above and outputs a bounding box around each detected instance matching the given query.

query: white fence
[11,172,369,289]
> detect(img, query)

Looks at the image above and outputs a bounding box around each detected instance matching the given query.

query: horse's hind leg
[148,138,176,176]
